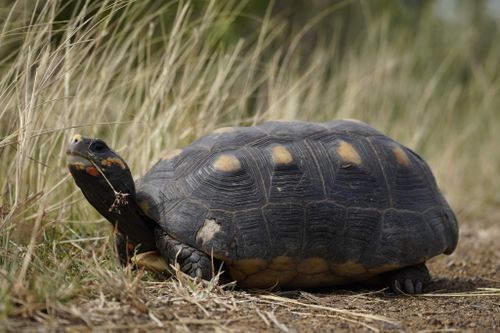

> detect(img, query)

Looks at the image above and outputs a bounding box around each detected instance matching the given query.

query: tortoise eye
[91,141,108,153]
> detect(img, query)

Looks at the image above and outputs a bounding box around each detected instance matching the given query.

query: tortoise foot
[155,230,213,280]
[384,263,430,294]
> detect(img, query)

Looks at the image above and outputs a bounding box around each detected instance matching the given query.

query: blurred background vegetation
[0,0,499,320]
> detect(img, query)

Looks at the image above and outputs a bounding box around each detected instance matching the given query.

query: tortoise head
[66,134,137,218]
[66,135,135,195]
[67,135,157,251]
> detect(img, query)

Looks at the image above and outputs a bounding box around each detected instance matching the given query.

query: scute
[184,150,266,211]
[368,136,441,211]
[191,126,267,151]
[257,120,327,137]
[378,209,433,265]
[271,145,294,166]
[266,141,326,202]
[196,209,235,259]
[263,203,304,256]
[225,256,399,289]
[303,201,346,258]
[336,140,362,165]
[326,136,390,208]
[139,120,458,281]
[323,119,385,136]
[340,208,382,264]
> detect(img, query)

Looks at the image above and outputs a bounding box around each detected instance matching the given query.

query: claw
[195,267,203,279]
[393,280,403,294]
[415,281,423,294]
[383,263,430,295]
[404,279,415,294]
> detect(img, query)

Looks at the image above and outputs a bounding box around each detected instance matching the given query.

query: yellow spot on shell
[238,269,296,289]
[332,260,367,276]
[269,256,295,271]
[131,251,168,272]
[161,148,182,160]
[229,258,267,278]
[196,219,221,246]
[213,154,241,172]
[271,145,293,165]
[392,146,411,167]
[336,140,361,165]
[213,127,234,134]
[297,257,329,274]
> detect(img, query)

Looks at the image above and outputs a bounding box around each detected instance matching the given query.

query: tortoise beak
[66,134,92,166]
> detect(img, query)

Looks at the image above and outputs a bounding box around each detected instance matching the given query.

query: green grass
[0,0,499,326]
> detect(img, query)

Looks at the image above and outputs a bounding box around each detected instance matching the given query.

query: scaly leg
[155,230,213,280]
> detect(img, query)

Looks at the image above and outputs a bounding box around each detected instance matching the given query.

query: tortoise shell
[136,120,458,288]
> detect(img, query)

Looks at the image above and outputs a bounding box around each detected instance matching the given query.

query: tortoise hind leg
[382,263,431,294]
[155,230,213,280]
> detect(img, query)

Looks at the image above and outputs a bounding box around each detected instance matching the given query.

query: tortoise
[67,119,458,294]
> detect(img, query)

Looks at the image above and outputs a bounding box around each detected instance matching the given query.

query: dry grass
[0,0,499,331]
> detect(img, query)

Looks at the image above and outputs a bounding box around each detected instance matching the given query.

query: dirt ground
[4,217,499,332]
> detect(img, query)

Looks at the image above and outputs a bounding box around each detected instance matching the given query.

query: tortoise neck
[75,176,157,251]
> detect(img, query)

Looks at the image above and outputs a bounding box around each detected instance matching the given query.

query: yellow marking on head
[71,134,83,143]
[213,127,235,134]
[196,219,221,246]
[297,257,330,274]
[336,140,361,165]
[100,157,126,169]
[69,162,86,171]
[271,145,293,165]
[392,146,411,167]
[161,148,182,160]
[85,166,99,177]
[67,154,91,168]
[213,154,241,172]
[131,251,168,272]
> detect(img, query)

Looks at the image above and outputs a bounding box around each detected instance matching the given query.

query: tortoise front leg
[115,231,168,273]
[155,230,213,280]
[114,231,135,265]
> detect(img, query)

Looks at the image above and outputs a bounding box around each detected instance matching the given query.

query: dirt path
[4,219,499,332]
